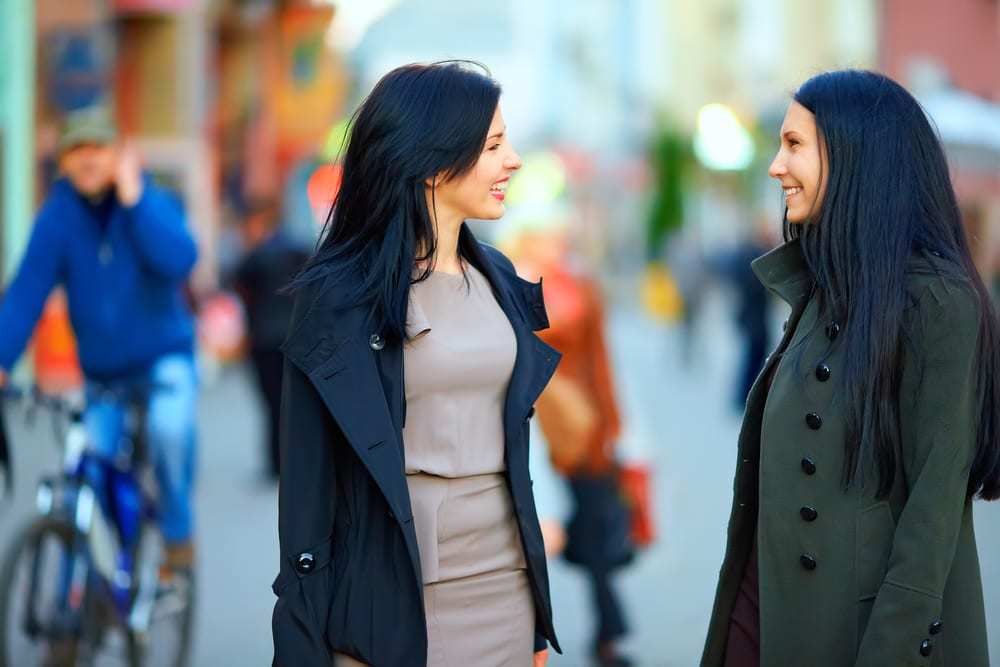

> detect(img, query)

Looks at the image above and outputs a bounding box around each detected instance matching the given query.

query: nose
[768,150,786,179]
[505,148,522,171]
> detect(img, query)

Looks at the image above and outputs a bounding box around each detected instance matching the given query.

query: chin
[786,209,808,224]
[474,204,506,221]
[72,179,111,198]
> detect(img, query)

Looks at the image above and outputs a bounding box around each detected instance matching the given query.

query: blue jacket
[0,177,197,380]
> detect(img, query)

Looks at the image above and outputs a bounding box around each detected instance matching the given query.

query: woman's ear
[424,174,438,189]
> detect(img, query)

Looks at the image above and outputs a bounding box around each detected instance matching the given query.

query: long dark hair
[289,61,501,341]
[786,69,1000,500]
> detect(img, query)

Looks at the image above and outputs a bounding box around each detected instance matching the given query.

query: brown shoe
[43,638,79,667]
[163,541,195,573]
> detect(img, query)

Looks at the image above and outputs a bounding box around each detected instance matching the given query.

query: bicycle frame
[30,400,162,637]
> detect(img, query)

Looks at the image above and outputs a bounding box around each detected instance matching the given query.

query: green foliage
[646,124,693,259]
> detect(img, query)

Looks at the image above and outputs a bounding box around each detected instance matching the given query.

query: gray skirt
[336,473,536,666]
[334,570,535,667]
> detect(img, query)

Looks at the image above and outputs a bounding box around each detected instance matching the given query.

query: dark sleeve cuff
[534,629,547,653]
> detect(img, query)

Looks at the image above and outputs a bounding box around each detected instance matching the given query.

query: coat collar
[751,238,814,307]
[751,238,951,308]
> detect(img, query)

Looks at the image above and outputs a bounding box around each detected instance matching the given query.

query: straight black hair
[288,61,501,342]
[786,69,1000,499]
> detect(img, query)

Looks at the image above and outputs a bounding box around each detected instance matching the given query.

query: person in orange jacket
[507,204,634,667]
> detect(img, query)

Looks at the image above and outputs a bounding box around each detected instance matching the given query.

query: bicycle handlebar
[0,385,80,418]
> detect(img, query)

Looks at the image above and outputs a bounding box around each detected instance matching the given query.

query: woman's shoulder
[284,260,369,337]
[904,263,981,348]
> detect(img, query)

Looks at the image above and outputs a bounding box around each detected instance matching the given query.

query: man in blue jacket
[0,106,199,574]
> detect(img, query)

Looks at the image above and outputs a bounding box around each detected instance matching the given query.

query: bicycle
[0,383,196,666]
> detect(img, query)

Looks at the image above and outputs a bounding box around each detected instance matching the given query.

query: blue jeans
[84,352,198,544]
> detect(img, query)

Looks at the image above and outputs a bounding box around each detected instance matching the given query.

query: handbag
[534,372,596,472]
[619,461,656,548]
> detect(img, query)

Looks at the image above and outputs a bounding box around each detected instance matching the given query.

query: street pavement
[2,291,999,666]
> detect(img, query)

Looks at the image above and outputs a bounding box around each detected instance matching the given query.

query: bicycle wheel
[0,517,108,666]
[125,527,196,667]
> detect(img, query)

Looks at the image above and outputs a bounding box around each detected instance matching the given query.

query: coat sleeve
[272,349,339,666]
[0,207,64,371]
[534,629,547,653]
[584,279,622,447]
[122,180,198,281]
[855,280,980,666]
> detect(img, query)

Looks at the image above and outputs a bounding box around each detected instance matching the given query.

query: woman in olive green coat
[703,70,1000,667]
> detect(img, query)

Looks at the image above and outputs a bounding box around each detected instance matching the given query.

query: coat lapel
[750,238,814,307]
[743,239,816,411]
[464,238,562,452]
[281,302,414,527]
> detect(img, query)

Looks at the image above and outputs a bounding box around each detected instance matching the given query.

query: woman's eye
[487,144,500,152]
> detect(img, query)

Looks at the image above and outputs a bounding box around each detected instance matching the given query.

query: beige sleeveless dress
[336,264,535,666]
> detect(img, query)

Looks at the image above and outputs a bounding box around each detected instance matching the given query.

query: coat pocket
[856,502,895,601]
[272,534,336,658]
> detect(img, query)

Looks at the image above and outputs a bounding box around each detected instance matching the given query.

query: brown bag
[534,373,596,472]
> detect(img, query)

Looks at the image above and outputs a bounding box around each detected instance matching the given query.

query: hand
[539,518,567,557]
[533,649,549,666]
[115,142,144,207]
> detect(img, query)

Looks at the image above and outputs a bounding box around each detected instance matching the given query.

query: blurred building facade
[879,0,1000,281]
[1,0,349,381]
[660,0,878,131]
[25,0,348,289]
[0,0,36,282]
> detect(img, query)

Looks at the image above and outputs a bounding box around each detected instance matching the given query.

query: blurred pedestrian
[507,205,635,667]
[703,71,1000,667]
[271,62,559,667]
[708,220,778,411]
[664,227,709,367]
[232,197,309,482]
[0,107,199,577]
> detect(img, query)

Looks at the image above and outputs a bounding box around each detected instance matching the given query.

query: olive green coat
[702,240,990,666]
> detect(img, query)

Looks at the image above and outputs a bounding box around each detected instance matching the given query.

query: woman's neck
[422,187,467,273]
[432,218,464,274]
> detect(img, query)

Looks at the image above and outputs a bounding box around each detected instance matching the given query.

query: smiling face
[428,105,522,223]
[769,101,827,224]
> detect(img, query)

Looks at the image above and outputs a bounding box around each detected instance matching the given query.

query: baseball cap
[58,106,118,153]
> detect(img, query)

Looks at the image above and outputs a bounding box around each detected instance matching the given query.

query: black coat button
[929,620,942,635]
[801,458,817,475]
[806,413,823,430]
[295,552,316,575]
[800,506,818,522]
[369,334,385,350]
[800,554,817,570]
[825,322,840,340]
[920,639,933,657]
[815,364,831,382]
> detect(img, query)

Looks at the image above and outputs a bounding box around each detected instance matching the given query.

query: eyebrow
[487,127,506,141]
